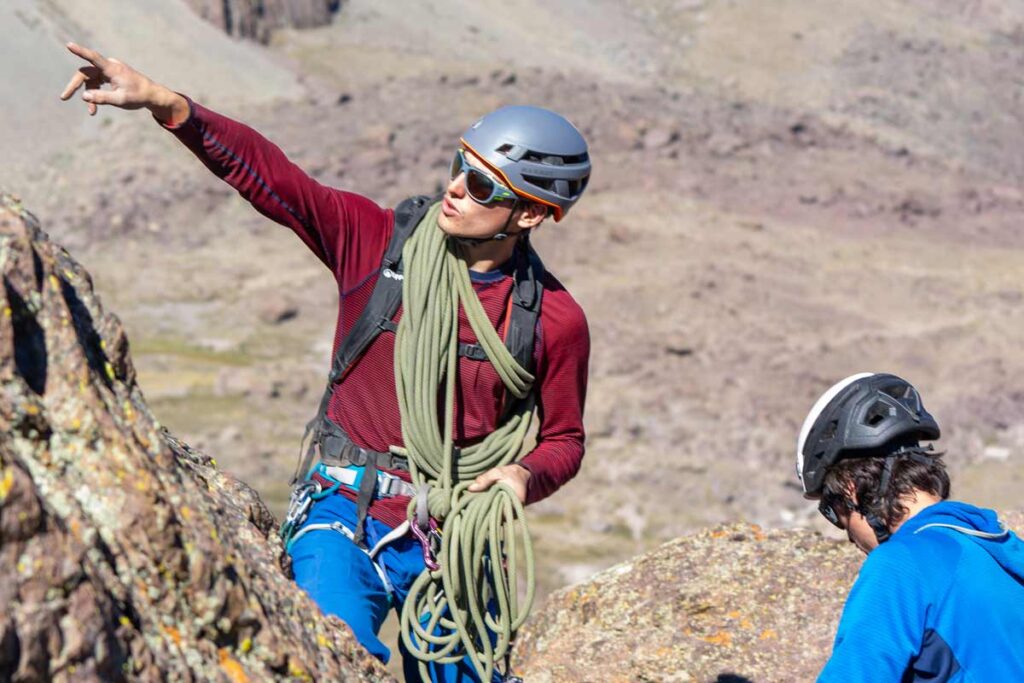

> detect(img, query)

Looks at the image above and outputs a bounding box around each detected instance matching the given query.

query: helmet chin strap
[452,199,522,247]
[860,447,929,545]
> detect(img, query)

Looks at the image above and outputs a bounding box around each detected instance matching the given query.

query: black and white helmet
[796,373,941,497]
[460,105,591,221]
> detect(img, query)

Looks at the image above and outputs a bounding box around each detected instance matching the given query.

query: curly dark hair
[820,448,951,528]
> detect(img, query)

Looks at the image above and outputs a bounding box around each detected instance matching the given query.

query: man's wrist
[147,87,189,127]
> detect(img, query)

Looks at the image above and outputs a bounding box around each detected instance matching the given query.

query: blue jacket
[819,500,1024,682]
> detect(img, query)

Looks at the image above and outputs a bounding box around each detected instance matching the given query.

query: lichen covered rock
[0,192,392,681]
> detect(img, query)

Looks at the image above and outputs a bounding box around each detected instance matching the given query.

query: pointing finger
[66,42,109,70]
[59,66,102,100]
[60,71,87,100]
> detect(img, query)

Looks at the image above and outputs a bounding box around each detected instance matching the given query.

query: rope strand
[394,202,536,682]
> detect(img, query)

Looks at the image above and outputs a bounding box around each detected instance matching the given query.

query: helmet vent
[821,419,838,441]
[522,174,589,199]
[865,401,892,426]
[882,384,912,400]
[522,150,589,165]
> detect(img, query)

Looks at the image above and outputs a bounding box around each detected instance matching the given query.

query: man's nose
[446,172,467,197]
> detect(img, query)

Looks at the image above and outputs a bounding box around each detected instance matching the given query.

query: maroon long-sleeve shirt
[161,100,589,527]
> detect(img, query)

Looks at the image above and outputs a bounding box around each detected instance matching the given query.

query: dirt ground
[4,0,1023,660]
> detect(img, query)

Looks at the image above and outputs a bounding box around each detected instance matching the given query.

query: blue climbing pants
[288,493,499,682]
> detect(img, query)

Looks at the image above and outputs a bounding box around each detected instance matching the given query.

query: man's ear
[516,202,548,230]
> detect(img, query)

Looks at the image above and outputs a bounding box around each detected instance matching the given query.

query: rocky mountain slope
[2,0,1022,655]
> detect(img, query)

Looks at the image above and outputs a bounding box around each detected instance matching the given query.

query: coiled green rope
[393,202,536,681]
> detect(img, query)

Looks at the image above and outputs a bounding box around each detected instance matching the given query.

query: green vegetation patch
[133,336,254,367]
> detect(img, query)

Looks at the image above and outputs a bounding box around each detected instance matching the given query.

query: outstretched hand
[467,464,531,504]
[59,42,187,124]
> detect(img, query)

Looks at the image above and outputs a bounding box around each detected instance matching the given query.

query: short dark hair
[821,448,951,528]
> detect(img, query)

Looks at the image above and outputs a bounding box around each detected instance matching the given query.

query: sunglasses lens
[819,499,842,528]
[450,151,462,181]
[465,169,496,202]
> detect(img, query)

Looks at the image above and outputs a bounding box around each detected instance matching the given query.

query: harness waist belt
[317,417,409,472]
[312,464,417,499]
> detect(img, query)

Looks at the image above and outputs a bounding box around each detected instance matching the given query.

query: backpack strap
[498,243,544,422]
[329,194,435,384]
[454,245,544,373]
[507,243,544,372]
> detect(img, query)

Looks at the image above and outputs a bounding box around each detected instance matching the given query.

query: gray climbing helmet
[460,105,591,221]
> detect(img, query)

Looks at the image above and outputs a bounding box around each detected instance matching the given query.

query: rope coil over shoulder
[394,201,537,682]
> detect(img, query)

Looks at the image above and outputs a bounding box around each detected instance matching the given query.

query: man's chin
[436,213,456,234]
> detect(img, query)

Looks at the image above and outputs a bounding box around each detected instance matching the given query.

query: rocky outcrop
[184,0,342,43]
[0,191,391,681]
[516,513,1024,682]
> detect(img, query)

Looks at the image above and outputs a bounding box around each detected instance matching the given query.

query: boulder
[0,192,392,681]
[516,514,1023,681]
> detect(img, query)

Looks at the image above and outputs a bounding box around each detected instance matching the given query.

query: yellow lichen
[287,661,311,681]
[0,467,13,502]
[179,506,192,521]
[119,616,132,627]
[759,629,778,640]
[240,638,253,653]
[701,630,733,647]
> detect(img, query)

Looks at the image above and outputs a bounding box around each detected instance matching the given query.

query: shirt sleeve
[818,542,930,682]
[518,284,590,504]
[157,96,390,286]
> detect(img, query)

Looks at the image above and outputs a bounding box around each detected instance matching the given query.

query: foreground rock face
[183,0,341,43]
[517,513,1024,682]
[0,192,391,681]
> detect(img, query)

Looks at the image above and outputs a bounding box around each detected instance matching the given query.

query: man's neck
[890,490,942,534]
[462,234,521,273]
